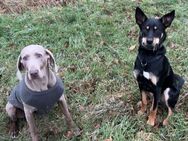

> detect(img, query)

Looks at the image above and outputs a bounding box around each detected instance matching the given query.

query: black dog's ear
[135,7,148,26]
[160,10,175,28]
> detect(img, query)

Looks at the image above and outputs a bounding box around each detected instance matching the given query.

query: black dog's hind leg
[163,88,174,125]
[163,75,184,125]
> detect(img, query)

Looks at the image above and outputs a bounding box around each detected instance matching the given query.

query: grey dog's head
[16,45,58,80]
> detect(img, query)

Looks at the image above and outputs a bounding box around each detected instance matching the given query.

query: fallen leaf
[100,40,107,45]
[129,45,136,51]
[135,131,154,141]
[112,59,120,64]
[169,42,176,48]
[94,123,100,129]
[67,65,77,72]
[64,131,74,139]
[96,31,101,36]
[79,105,85,112]
[64,41,69,48]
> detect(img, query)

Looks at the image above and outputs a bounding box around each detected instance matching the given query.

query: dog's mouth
[30,74,39,79]
[28,73,39,80]
[141,37,160,51]
[142,43,159,51]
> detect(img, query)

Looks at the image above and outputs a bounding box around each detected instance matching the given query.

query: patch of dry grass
[0,0,76,14]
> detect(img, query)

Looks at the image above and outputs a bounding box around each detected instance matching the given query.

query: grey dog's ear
[45,49,58,73]
[16,55,24,80]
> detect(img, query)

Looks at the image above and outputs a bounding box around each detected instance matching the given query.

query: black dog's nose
[147,38,153,44]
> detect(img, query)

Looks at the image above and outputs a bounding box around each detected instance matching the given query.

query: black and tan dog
[133,7,184,126]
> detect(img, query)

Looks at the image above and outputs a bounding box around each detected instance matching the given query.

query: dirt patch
[83,93,134,121]
[134,130,157,141]
[0,0,76,14]
[66,78,98,94]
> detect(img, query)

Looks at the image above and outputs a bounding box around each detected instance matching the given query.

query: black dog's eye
[154,26,158,30]
[145,26,150,30]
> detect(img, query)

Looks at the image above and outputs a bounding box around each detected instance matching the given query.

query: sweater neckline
[22,77,60,95]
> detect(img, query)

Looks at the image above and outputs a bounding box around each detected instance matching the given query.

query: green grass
[0,0,188,140]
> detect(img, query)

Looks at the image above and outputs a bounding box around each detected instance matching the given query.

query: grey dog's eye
[22,56,28,61]
[35,53,42,58]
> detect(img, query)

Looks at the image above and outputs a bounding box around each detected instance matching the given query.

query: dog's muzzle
[146,38,153,45]
[29,69,39,79]
[141,37,160,51]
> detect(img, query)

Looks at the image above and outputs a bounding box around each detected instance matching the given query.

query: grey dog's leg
[6,103,19,138]
[58,95,74,129]
[58,95,81,136]
[23,105,39,141]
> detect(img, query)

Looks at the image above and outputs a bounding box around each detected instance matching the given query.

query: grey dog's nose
[29,69,39,78]
[147,38,153,44]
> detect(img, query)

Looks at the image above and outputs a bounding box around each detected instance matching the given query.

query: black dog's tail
[167,74,184,109]
[173,74,185,91]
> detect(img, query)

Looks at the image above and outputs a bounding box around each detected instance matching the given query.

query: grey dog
[6,45,80,141]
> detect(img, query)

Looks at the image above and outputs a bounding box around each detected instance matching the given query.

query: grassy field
[0,0,188,140]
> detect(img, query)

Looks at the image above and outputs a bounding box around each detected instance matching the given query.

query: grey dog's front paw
[10,130,19,139]
[73,127,82,136]
[9,124,19,138]
[64,127,82,139]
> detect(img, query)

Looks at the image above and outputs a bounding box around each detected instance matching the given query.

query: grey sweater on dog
[8,77,64,114]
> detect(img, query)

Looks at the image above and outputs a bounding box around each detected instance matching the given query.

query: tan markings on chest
[143,71,158,85]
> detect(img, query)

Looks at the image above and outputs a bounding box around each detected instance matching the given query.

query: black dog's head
[135,7,175,51]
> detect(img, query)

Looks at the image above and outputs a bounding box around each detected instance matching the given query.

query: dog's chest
[134,70,158,85]
[16,77,64,114]
[133,54,164,86]
[133,69,158,85]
